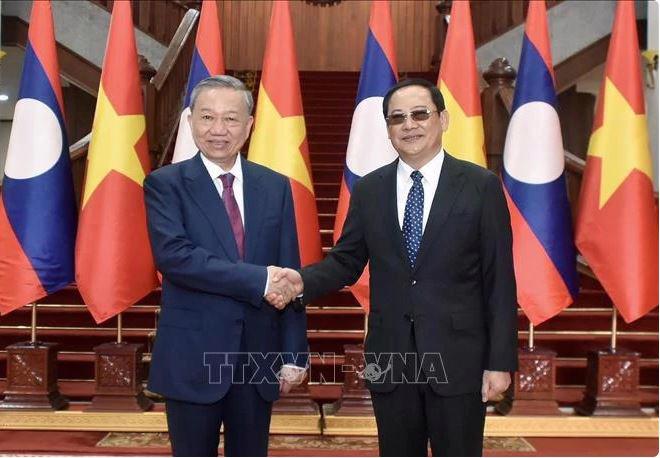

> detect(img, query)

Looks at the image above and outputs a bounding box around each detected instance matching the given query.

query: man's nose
[401,115,417,130]
[209,118,229,134]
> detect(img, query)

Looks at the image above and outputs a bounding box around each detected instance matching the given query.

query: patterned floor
[96,432,536,453]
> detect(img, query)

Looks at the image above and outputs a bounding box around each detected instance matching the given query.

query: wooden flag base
[328,344,374,416]
[0,342,68,410]
[273,381,319,415]
[575,348,645,416]
[496,346,561,416]
[86,342,153,412]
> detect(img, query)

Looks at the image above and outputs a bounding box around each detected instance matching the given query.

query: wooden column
[430,0,452,73]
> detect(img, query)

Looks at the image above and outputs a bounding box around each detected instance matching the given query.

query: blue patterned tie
[402,170,424,268]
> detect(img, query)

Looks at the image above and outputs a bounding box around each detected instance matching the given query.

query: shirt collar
[397,148,445,184]
[200,153,244,184]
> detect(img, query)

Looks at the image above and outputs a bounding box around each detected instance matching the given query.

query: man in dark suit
[145,75,308,457]
[271,78,517,456]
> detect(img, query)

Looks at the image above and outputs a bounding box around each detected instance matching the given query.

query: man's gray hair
[189,75,254,114]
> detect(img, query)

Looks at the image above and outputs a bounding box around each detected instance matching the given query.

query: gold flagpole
[610,307,617,351]
[528,320,534,350]
[30,303,37,344]
[117,313,123,344]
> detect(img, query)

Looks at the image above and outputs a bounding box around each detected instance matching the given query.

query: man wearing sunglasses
[270,78,517,456]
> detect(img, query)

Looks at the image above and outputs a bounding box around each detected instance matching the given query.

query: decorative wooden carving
[87,342,153,412]
[576,348,645,416]
[328,344,374,416]
[481,58,516,173]
[0,342,67,410]
[496,347,561,415]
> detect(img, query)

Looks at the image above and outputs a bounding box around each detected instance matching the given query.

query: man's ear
[440,110,449,132]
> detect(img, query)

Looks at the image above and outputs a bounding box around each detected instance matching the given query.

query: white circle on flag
[346,97,399,177]
[5,98,63,179]
[172,107,199,163]
[503,102,565,184]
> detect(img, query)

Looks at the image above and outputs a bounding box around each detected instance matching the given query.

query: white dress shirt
[396,149,445,233]
[200,153,245,226]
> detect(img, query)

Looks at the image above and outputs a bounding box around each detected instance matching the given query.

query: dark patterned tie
[402,170,424,268]
[219,173,245,259]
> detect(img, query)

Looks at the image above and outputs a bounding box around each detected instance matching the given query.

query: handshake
[265,266,304,310]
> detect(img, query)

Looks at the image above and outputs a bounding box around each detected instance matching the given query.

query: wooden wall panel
[217,0,437,72]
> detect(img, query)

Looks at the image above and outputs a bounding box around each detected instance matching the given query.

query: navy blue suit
[144,153,307,456]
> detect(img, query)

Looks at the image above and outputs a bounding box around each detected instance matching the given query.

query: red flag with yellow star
[75,0,157,323]
[248,0,322,266]
[437,0,486,167]
[575,0,658,323]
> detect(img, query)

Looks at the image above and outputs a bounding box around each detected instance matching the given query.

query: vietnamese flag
[437,0,486,167]
[248,0,322,266]
[75,0,157,323]
[575,0,658,323]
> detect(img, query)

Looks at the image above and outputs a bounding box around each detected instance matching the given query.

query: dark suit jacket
[301,153,517,395]
[144,153,308,404]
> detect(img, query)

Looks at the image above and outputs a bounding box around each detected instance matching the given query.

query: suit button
[403,313,414,323]
[411,279,417,286]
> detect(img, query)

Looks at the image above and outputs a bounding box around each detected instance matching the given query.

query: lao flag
[0,0,77,314]
[172,0,225,163]
[332,0,398,312]
[502,0,578,325]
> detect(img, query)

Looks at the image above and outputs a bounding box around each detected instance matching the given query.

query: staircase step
[312,168,343,183]
[316,197,339,214]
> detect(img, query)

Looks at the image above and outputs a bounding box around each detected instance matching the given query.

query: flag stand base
[326,344,374,416]
[575,348,645,416]
[0,342,68,410]
[496,346,561,415]
[273,381,320,415]
[86,342,153,412]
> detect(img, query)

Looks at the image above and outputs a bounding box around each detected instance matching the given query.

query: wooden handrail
[151,8,199,91]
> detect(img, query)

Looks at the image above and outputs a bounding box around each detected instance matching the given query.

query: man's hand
[265,266,296,310]
[481,370,511,402]
[265,268,304,309]
[279,365,306,394]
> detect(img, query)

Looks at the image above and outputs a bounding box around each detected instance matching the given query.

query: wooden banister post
[481,57,516,173]
[430,1,452,73]
[138,54,158,170]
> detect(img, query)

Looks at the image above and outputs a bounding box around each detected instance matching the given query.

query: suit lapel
[183,153,239,261]
[380,160,410,268]
[412,154,465,274]
[241,157,266,264]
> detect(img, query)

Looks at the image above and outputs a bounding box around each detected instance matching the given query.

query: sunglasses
[385,108,438,126]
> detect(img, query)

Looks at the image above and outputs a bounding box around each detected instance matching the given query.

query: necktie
[219,173,245,259]
[402,170,424,268]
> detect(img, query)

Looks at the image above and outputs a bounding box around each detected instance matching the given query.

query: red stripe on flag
[503,186,572,325]
[524,1,555,82]
[0,200,47,314]
[196,0,225,75]
[27,0,65,113]
[369,1,398,75]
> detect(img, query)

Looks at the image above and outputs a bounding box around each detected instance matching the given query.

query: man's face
[386,85,448,167]
[188,87,253,169]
